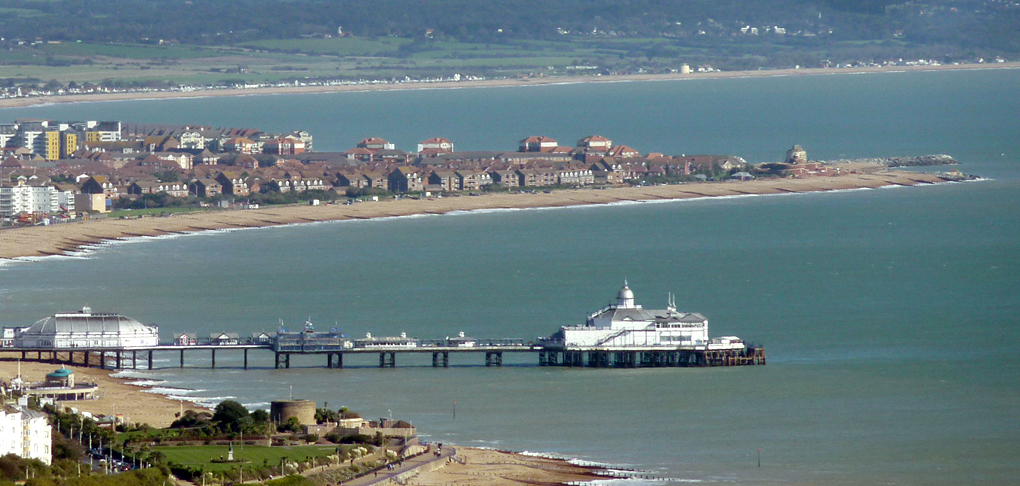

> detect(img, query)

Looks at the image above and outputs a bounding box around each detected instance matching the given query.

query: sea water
[1,69,1019,485]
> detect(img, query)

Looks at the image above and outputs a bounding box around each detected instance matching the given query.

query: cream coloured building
[14,306,159,349]
[0,406,51,465]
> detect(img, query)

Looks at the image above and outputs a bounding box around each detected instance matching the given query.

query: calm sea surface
[1,69,1019,485]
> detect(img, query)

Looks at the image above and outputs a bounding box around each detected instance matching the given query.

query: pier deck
[0,342,765,370]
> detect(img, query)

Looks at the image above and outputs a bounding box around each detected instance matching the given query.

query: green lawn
[156,444,346,473]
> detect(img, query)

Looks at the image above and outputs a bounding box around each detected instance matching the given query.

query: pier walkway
[0,341,765,370]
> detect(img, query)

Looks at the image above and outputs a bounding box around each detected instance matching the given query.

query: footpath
[336,446,456,486]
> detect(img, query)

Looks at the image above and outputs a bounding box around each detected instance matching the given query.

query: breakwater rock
[819,154,958,167]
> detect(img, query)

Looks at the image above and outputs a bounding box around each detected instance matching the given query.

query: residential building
[606,145,640,158]
[178,131,205,150]
[0,179,72,218]
[357,137,395,151]
[84,121,122,143]
[263,137,306,155]
[215,172,250,196]
[388,166,424,193]
[80,176,119,197]
[456,169,491,191]
[0,124,17,148]
[74,193,108,213]
[417,137,455,154]
[190,179,222,197]
[0,406,51,465]
[577,135,613,152]
[519,136,559,153]
[487,169,519,188]
[60,132,78,159]
[223,137,259,154]
[128,181,189,197]
[428,170,458,191]
[37,131,61,161]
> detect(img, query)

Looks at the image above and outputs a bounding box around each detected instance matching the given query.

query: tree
[212,400,250,433]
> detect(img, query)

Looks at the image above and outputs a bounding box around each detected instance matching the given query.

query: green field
[0,33,861,88]
[156,444,346,473]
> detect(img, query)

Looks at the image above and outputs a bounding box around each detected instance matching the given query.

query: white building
[548,282,744,350]
[0,179,73,219]
[417,137,454,153]
[14,306,159,349]
[353,332,418,348]
[0,406,51,465]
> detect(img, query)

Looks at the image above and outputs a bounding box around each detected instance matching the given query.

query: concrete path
[337,447,456,486]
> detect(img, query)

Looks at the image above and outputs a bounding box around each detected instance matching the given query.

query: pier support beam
[99,351,106,369]
[148,350,153,370]
[563,351,583,367]
[379,352,395,368]
[211,349,216,369]
[432,352,449,368]
[286,353,291,369]
[115,351,121,370]
[244,349,249,370]
[485,352,503,367]
[132,350,137,370]
[180,349,185,368]
[85,351,90,368]
[275,352,280,369]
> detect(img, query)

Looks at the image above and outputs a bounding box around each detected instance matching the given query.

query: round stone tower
[270,400,316,425]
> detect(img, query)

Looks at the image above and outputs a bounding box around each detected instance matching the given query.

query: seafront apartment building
[0,406,51,465]
[0,178,74,218]
[1,120,120,161]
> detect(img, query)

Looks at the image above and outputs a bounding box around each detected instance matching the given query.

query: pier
[2,287,766,371]
[0,340,764,370]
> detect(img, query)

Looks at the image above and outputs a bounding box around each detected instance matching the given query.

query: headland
[0,167,957,261]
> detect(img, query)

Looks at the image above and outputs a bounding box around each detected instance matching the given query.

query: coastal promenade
[0,169,952,260]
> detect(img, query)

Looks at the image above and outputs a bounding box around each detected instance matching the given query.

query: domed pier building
[14,306,159,349]
[547,282,742,350]
[539,282,763,367]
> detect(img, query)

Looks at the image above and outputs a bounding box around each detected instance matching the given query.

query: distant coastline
[0,167,959,261]
[1,62,1017,110]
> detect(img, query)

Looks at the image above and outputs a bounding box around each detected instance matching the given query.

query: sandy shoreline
[405,448,611,486]
[0,169,954,261]
[0,357,205,428]
[1,62,1017,109]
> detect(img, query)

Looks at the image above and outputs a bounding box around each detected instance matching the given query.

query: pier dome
[14,307,159,349]
[616,282,636,308]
